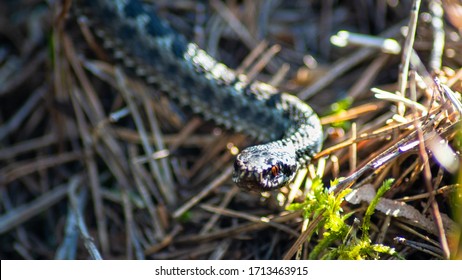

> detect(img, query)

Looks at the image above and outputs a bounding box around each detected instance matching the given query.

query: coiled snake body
[74,0,323,191]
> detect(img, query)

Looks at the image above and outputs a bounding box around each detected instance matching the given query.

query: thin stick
[299,20,405,100]
[0,179,76,234]
[429,0,445,72]
[173,166,233,219]
[397,0,421,115]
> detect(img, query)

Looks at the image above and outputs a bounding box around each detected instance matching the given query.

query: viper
[73,0,323,191]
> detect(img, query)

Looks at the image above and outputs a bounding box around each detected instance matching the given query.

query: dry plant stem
[168,118,203,151]
[0,134,58,160]
[319,0,334,58]
[1,151,83,184]
[429,0,444,72]
[153,243,218,260]
[399,184,461,202]
[376,216,392,244]
[120,182,137,259]
[0,85,46,141]
[200,186,240,234]
[397,0,421,116]
[283,212,324,260]
[63,36,136,206]
[447,68,462,88]
[191,136,245,186]
[193,2,206,46]
[55,186,86,259]
[115,68,176,206]
[0,51,47,97]
[334,112,439,190]
[114,127,215,147]
[440,81,462,115]
[373,88,428,112]
[389,160,420,196]
[188,135,232,178]
[202,11,225,58]
[68,176,103,260]
[13,243,32,260]
[76,15,109,61]
[69,89,110,255]
[286,168,309,208]
[317,113,420,160]
[209,239,232,260]
[129,145,166,239]
[55,4,77,167]
[394,236,444,259]
[65,33,138,253]
[242,1,259,37]
[209,0,279,73]
[132,159,166,205]
[349,123,357,173]
[132,229,145,260]
[0,178,76,234]
[299,20,406,100]
[66,31,110,253]
[410,74,450,258]
[245,44,281,83]
[144,225,182,255]
[395,221,442,249]
[140,89,175,189]
[235,40,268,75]
[200,204,299,237]
[269,63,290,87]
[267,231,281,259]
[320,102,386,125]
[347,54,390,99]
[209,0,257,49]
[173,166,233,219]
[297,218,309,260]
[176,211,301,244]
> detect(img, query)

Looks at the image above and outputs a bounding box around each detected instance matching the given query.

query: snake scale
[74,0,323,191]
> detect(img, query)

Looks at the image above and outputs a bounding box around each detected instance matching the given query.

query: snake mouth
[232,166,267,191]
[232,144,299,191]
[232,169,257,191]
[232,164,295,192]
[233,175,260,192]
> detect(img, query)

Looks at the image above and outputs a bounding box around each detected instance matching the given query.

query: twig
[68,176,103,260]
[429,0,445,72]
[411,72,450,259]
[173,166,233,219]
[55,184,87,259]
[397,0,421,115]
[115,67,177,206]
[299,20,405,100]
[0,85,47,141]
[177,211,301,244]
[0,177,79,234]
[200,204,300,237]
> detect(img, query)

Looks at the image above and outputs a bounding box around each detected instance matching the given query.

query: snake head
[232,143,298,191]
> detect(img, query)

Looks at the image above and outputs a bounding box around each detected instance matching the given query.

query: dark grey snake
[74,0,323,191]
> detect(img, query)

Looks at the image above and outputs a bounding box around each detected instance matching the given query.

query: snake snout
[232,144,298,191]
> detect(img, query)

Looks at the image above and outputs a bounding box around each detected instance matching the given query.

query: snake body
[74,0,323,191]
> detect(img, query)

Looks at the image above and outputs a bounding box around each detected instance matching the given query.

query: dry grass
[0,0,461,259]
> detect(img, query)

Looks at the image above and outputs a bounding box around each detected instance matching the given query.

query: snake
[73,0,323,191]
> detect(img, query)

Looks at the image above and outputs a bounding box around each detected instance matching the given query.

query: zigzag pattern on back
[74,0,323,191]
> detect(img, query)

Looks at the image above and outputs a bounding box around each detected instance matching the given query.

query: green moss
[288,178,400,259]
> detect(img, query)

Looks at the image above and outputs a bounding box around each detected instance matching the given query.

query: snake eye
[271,165,279,177]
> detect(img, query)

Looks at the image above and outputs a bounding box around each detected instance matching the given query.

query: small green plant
[288,178,400,259]
[325,97,353,130]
